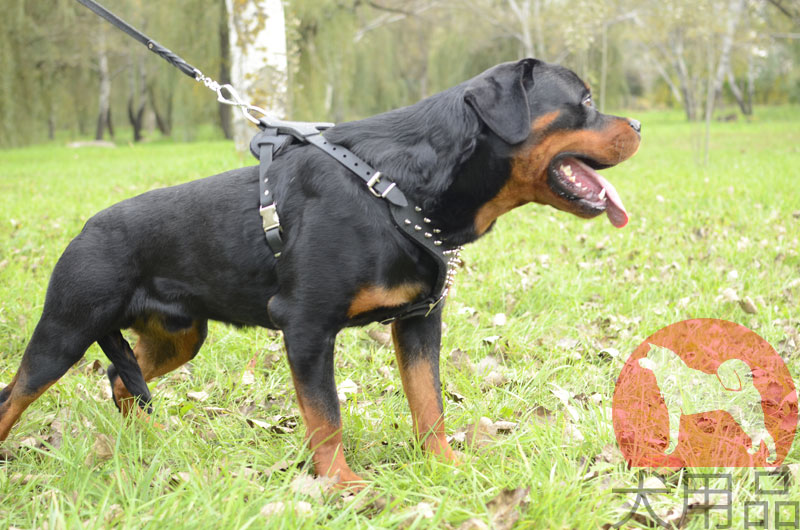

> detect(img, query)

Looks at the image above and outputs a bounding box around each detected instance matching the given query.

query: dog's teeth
[569,175,576,183]
[598,188,606,200]
[561,164,573,177]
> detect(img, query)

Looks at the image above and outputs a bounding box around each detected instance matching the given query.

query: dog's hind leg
[97,331,152,415]
[106,315,207,416]
[0,318,95,441]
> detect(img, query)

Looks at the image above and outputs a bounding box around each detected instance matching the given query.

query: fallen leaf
[367,328,392,348]
[449,349,473,372]
[289,473,336,501]
[169,471,193,486]
[457,306,477,316]
[444,385,466,403]
[400,501,437,527]
[104,504,123,524]
[531,405,556,424]
[85,434,114,466]
[261,500,312,517]
[20,436,40,449]
[564,422,585,443]
[11,473,38,485]
[492,313,507,326]
[187,390,209,402]
[450,417,518,448]
[415,502,435,519]
[47,411,68,450]
[556,337,580,350]
[202,406,230,417]
[739,296,758,314]
[485,487,530,530]
[264,460,293,477]
[338,379,358,402]
[457,518,490,530]
[82,359,104,374]
[246,415,297,434]
[549,382,580,422]
[241,370,255,386]
[597,348,620,361]
[721,287,740,302]
[344,493,391,516]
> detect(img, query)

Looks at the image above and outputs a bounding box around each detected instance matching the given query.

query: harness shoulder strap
[248,126,462,321]
[250,128,291,257]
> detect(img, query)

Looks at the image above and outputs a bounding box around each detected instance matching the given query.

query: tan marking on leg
[347,283,424,318]
[391,326,457,463]
[0,382,55,441]
[113,317,203,419]
[290,374,364,489]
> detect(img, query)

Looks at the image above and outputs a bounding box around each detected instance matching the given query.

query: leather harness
[74,0,461,323]
[249,122,462,323]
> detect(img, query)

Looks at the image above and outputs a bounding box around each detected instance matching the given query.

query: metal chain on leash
[193,70,270,127]
[76,0,272,130]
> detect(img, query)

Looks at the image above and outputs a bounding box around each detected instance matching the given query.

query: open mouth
[547,155,628,228]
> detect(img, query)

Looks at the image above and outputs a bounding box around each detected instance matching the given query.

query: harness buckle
[260,203,280,232]
[424,291,447,317]
[366,172,396,199]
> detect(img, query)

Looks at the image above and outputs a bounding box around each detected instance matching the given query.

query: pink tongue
[596,173,628,228]
[572,159,628,228]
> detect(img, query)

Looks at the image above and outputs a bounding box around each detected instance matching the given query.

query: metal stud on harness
[75,0,462,321]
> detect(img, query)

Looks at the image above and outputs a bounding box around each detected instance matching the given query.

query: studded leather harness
[249,122,462,323]
[74,0,461,322]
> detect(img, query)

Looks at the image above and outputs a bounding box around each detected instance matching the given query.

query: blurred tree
[227,0,288,152]
[0,0,798,147]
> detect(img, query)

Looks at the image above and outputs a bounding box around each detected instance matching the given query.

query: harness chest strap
[249,128,461,322]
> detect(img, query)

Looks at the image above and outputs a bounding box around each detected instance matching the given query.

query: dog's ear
[638,358,655,371]
[464,58,538,145]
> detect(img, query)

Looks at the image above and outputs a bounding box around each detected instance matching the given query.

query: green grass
[1,108,799,529]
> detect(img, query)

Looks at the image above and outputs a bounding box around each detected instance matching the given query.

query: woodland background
[0,0,798,148]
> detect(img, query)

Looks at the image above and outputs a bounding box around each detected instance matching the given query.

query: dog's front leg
[391,310,458,463]
[282,324,365,488]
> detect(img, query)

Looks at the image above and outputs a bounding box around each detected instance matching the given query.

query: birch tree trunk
[226,0,288,153]
[712,0,746,105]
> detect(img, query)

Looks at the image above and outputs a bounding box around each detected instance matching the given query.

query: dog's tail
[716,358,752,392]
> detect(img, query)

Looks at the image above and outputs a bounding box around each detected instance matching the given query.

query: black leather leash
[76,0,199,80]
[77,0,462,321]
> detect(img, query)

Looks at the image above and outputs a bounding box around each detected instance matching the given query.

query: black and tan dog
[0,59,640,486]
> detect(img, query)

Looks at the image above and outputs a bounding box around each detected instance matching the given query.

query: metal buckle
[260,203,280,232]
[366,172,396,199]
[424,291,447,317]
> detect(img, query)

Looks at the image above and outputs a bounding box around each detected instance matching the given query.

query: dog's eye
[582,96,593,108]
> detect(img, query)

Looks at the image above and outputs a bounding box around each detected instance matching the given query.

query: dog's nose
[628,118,642,134]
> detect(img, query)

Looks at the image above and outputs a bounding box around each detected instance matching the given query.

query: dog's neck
[325,88,516,247]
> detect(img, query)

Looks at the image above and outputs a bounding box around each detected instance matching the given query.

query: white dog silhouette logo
[638,344,777,463]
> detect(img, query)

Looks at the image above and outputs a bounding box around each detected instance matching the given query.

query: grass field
[1,107,799,529]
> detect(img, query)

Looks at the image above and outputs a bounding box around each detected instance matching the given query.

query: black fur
[1,60,641,479]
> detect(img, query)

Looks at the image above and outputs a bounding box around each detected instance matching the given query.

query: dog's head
[464,59,641,229]
[638,344,680,373]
